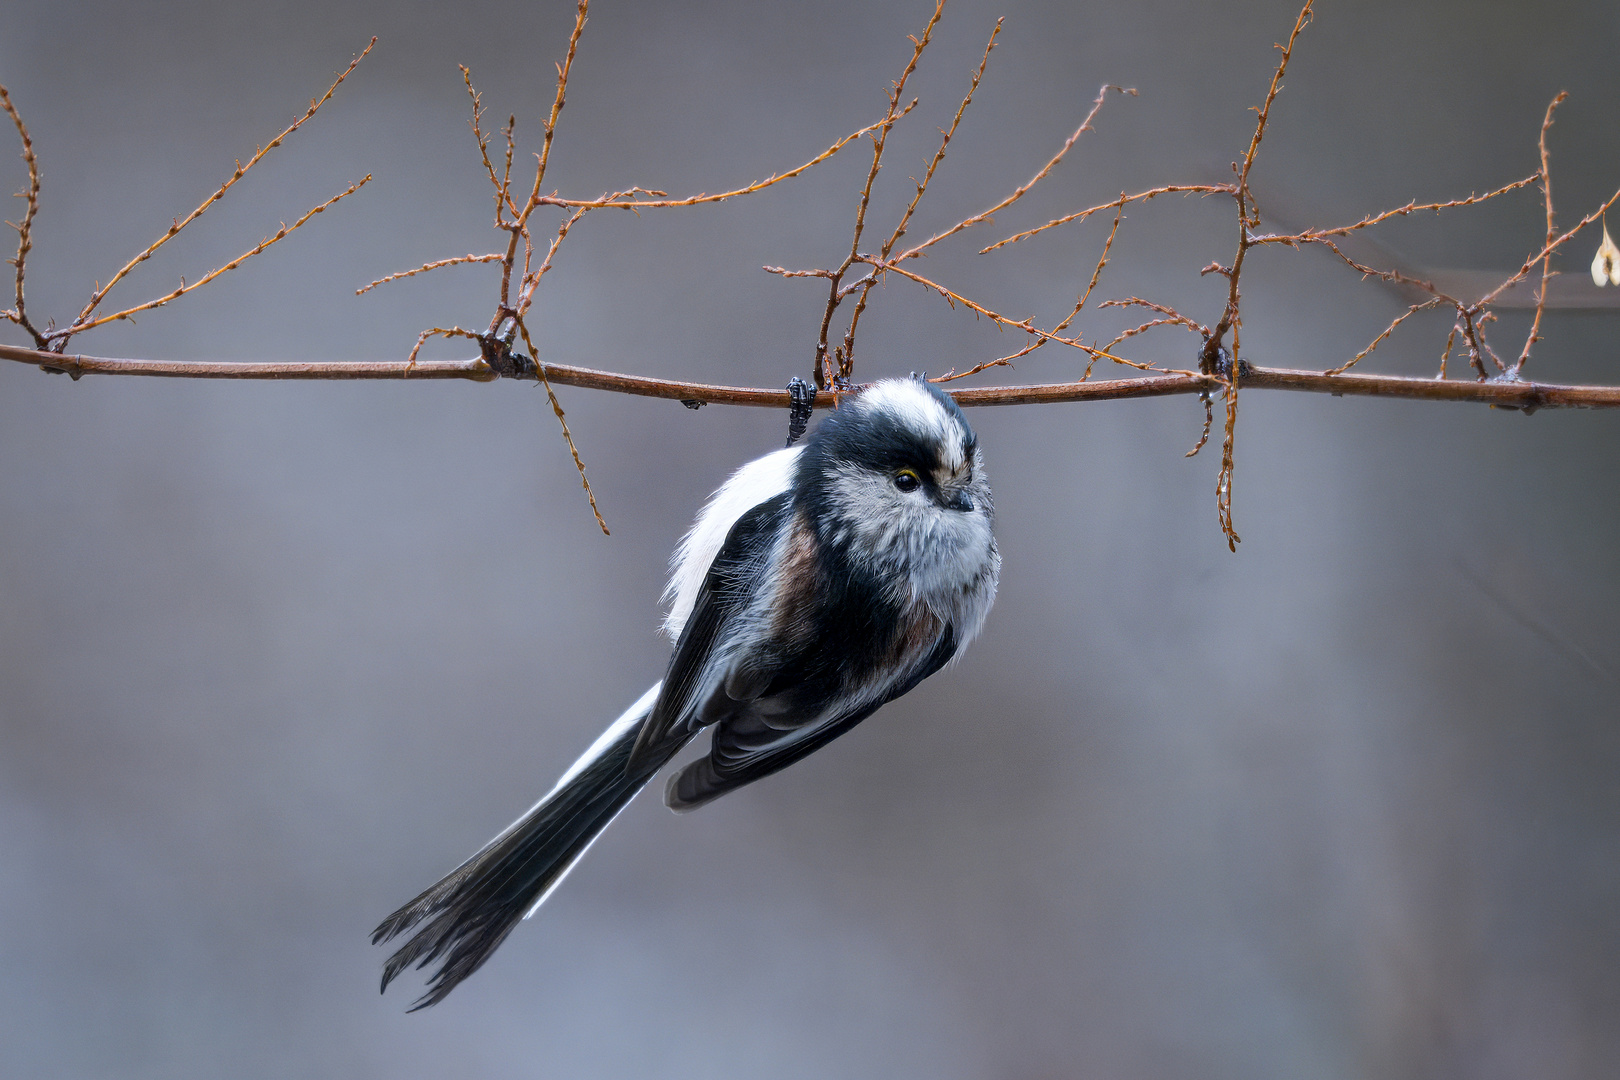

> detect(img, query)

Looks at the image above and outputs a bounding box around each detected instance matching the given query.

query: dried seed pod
[1590,218,1620,286]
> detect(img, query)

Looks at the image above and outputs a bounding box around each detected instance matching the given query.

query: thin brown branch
[1325,298,1444,376]
[463,68,497,195]
[1249,174,1539,246]
[1,82,41,344]
[1214,0,1313,362]
[1479,186,1620,307]
[855,254,1130,368]
[537,117,888,210]
[1308,237,1464,307]
[1459,309,1503,378]
[850,2,944,263]
[886,17,1000,260]
[838,10,997,382]
[763,265,837,280]
[1438,321,1459,380]
[934,356,1015,383]
[1098,317,1202,356]
[516,205,591,317]
[981,184,1230,254]
[516,317,608,535]
[65,38,375,342]
[1236,3,1311,217]
[405,326,482,371]
[817,0,946,386]
[1515,91,1568,377]
[1210,0,1314,554]
[517,0,588,228]
[1187,392,1215,458]
[1098,297,1211,338]
[357,253,505,295]
[462,66,519,223]
[7,0,1618,560]
[948,158,1127,378]
[488,0,588,312]
[72,178,370,334]
[1096,297,1211,376]
[1217,373,1240,550]
[8,343,1619,411]
[900,83,1136,262]
[502,116,516,206]
[1070,200,1124,320]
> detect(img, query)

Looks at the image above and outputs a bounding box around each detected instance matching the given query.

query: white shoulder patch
[662,445,802,640]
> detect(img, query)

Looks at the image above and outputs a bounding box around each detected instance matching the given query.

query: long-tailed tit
[373,377,1000,1008]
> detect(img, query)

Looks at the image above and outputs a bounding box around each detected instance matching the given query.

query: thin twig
[64,39,375,344]
[490,0,589,312]
[838,9,995,381]
[405,326,482,371]
[855,254,1129,369]
[535,118,888,210]
[1,83,42,344]
[1458,308,1501,378]
[946,150,1128,380]
[1438,321,1459,380]
[934,356,1016,382]
[763,265,837,280]
[1325,298,1444,376]
[1477,188,1620,308]
[1215,0,1313,354]
[1217,372,1241,551]
[885,18,1000,259]
[1187,392,1215,458]
[463,67,520,223]
[516,317,608,535]
[899,83,1136,262]
[69,179,370,333]
[1098,317,1202,356]
[1249,174,1539,247]
[502,116,516,207]
[1203,0,1314,550]
[1515,91,1568,377]
[982,184,1230,254]
[1098,297,1210,338]
[1308,237,1464,306]
[516,205,591,317]
[357,253,505,295]
[813,0,946,387]
[517,0,588,228]
[1070,200,1125,320]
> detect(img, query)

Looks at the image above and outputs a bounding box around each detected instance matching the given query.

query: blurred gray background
[3,1,1618,1077]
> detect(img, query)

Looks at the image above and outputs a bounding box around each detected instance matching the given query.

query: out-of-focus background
[3,1,1617,1076]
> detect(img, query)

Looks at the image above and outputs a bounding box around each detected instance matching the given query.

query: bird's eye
[894,469,921,492]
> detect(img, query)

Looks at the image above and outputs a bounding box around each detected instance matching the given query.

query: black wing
[665,624,958,810]
[626,492,791,773]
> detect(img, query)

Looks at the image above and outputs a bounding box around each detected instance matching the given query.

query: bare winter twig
[5,0,1620,552]
[0,83,41,345]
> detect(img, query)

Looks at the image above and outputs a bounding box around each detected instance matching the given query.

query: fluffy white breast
[661,445,802,640]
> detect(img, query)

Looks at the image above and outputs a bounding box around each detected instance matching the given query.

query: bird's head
[797,376,995,590]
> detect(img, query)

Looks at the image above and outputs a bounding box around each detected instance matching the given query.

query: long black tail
[373,683,686,1009]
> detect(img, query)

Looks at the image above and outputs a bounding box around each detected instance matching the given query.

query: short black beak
[940,490,974,512]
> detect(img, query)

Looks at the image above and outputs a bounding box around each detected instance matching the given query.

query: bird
[372,376,1000,1008]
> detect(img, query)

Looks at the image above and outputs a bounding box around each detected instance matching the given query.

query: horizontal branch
[5,341,1619,410]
